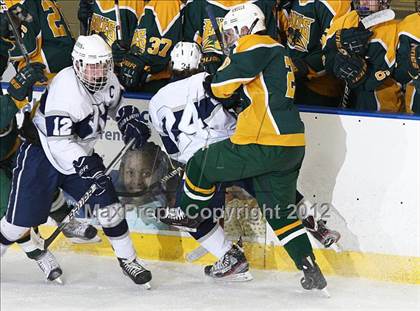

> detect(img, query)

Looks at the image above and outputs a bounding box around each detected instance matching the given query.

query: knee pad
[50,190,66,213]
[0,217,30,242]
[97,203,125,228]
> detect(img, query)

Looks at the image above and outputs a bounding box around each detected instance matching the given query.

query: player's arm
[297,0,351,77]
[6,1,40,62]
[394,35,419,85]
[182,0,203,44]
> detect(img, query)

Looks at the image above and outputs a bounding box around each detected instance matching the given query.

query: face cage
[223,27,240,50]
[74,58,113,92]
[354,0,390,17]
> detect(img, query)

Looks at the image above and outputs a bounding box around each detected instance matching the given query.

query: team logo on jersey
[287,11,315,53]
[89,14,116,45]
[202,18,224,53]
[131,28,147,54]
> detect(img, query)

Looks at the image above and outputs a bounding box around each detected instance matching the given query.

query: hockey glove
[201,53,223,74]
[78,0,93,26]
[116,105,151,149]
[291,58,309,80]
[119,53,147,89]
[112,40,130,74]
[7,63,47,101]
[203,74,241,109]
[73,153,113,196]
[335,27,373,56]
[333,53,367,89]
[408,44,420,89]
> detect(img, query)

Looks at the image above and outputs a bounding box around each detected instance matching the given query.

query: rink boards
[2,85,420,284]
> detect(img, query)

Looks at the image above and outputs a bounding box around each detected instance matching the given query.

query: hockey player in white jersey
[149,42,253,281]
[0,34,152,288]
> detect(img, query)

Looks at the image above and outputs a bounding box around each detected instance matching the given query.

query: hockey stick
[0,0,34,101]
[340,9,395,108]
[44,139,135,249]
[205,5,229,56]
[79,0,94,35]
[114,0,123,40]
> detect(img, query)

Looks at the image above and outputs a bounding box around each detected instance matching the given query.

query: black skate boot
[204,244,253,282]
[156,206,202,232]
[61,218,101,244]
[300,256,328,295]
[118,258,152,289]
[34,250,64,284]
[302,216,341,250]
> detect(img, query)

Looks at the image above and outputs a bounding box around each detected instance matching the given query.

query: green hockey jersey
[89,0,144,45]
[394,13,420,114]
[6,0,74,80]
[130,0,184,81]
[324,10,402,112]
[211,34,305,146]
[284,0,350,99]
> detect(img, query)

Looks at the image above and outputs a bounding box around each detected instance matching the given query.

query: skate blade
[185,246,209,262]
[329,242,343,253]
[67,236,102,244]
[320,287,330,298]
[48,277,64,285]
[172,225,197,233]
[143,282,152,290]
[209,271,254,282]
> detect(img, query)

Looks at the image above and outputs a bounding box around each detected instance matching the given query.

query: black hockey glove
[112,40,130,74]
[78,0,93,26]
[201,53,223,74]
[73,153,113,196]
[408,44,420,90]
[291,57,309,80]
[7,62,47,101]
[203,74,242,109]
[335,27,373,56]
[116,105,151,149]
[333,53,367,89]
[119,53,147,89]
[0,4,32,40]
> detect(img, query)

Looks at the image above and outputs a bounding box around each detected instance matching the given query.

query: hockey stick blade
[360,9,395,29]
[44,139,135,249]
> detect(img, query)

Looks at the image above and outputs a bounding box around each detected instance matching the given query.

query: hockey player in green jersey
[77,0,144,75]
[118,0,184,93]
[323,0,403,112]
[176,3,328,292]
[5,0,74,84]
[281,0,351,107]
[183,0,277,74]
[394,12,420,114]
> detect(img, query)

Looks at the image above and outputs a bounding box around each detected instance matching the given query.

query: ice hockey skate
[118,258,152,289]
[300,256,329,297]
[302,216,342,251]
[204,244,253,282]
[61,218,101,244]
[34,250,64,284]
[156,206,202,232]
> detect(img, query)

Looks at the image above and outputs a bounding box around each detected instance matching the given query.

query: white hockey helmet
[170,42,202,71]
[222,3,266,48]
[72,34,113,92]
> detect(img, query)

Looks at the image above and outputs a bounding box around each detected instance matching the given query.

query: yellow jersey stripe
[185,176,216,196]
[274,220,302,236]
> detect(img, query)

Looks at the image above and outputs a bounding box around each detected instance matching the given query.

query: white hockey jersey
[33,67,122,175]
[149,72,236,164]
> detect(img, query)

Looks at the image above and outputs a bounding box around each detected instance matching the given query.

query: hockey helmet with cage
[353,0,391,17]
[222,3,266,49]
[170,42,202,72]
[72,34,113,92]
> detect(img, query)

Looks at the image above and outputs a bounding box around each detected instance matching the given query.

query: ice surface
[1,250,419,311]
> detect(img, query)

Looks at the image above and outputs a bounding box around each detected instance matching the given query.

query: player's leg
[251,158,327,291]
[0,142,63,282]
[48,190,100,244]
[62,174,152,288]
